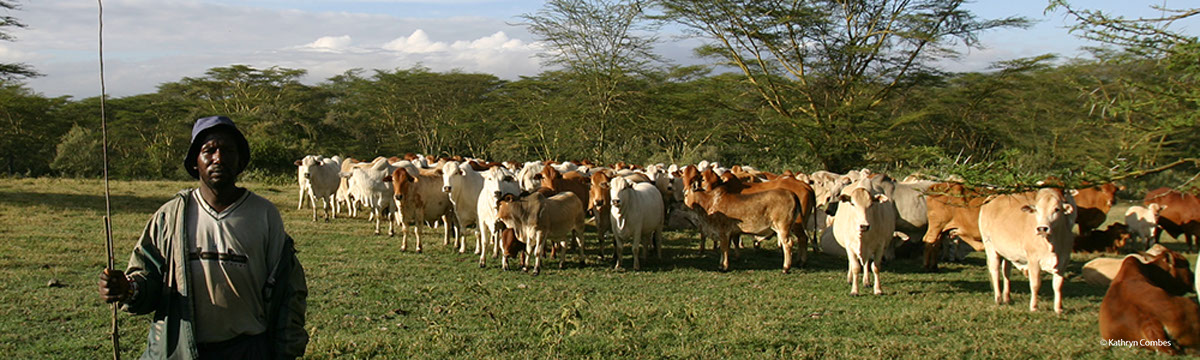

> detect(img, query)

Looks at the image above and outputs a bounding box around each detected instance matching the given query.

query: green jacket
[121,189,308,360]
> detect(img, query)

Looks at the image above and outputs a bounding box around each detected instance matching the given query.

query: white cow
[295,155,343,221]
[609,177,665,271]
[1125,204,1167,249]
[477,167,520,267]
[343,158,397,236]
[296,155,314,210]
[442,161,485,253]
[979,188,1077,313]
[831,181,896,295]
[517,161,545,192]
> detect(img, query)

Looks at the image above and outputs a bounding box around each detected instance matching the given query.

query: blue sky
[1,0,1195,98]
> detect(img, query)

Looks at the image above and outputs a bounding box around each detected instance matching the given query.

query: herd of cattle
[295,154,1200,354]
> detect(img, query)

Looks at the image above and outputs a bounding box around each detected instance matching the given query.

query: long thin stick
[97,1,120,359]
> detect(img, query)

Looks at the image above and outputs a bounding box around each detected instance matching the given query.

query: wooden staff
[97,1,120,359]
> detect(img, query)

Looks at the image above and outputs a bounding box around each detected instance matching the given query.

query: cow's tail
[791,194,803,227]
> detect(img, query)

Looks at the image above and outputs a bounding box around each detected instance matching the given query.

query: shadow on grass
[0,190,169,215]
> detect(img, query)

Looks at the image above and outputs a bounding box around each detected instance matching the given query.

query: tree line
[0,0,1194,194]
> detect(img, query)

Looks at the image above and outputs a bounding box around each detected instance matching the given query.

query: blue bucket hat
[184,116,251,179]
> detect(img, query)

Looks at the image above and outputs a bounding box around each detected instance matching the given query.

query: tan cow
[979,188,1077,313]
[831,181,896,295]
[386,167,454,253]
[1081,245,1164,287]
[496,192,586,274]
[921,182,990,271]
[682,182,801,273]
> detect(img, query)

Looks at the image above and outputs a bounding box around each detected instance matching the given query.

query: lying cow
[1073,223,1131,253]
[1081,245,1165,287]
[1100,247,1198,355]
[979,187,1076,313]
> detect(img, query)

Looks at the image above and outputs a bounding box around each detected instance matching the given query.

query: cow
[516,161,545,192]
[1082,245,1166,287]
[477,167,521,267]
[442,161,485,253]
[864,174,935,260]
[1073,182,1122,236]
[1125,204,1167,249]
[496,192,586,274]
[921,182,990,271]
[682,180,801,273]
[979,188,1077,313]
[498,227,526,269]
[295,155,343,221]
[534,165,591,213]
[296,155,313,210]
[831,180,897,295]
[1144,188,1200,251]
[589,171,616,259]
[387,167,454,253]
[336,157,363,217]
[1099,247,1198,355]
[342,158,396,236]
[697,168,817,266]
[609,176,665,271]
[1074,223,1131,253]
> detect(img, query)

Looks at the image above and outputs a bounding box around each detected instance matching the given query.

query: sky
[0,0,1195,99]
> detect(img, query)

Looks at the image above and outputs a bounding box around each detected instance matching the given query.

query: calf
[387,167,454,253]
[497,192,586,274]
[1074,223,1131,253]
[1125,203,1167,250]
[831,181,897,295]
[499,228,527,269]
[609,177,665,271]
[1100,248,1198,355]
[979,188,1077,313]
[683,183,801,273]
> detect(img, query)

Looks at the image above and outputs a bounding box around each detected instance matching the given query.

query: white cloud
[301,35,355,52]
[382,30,450,53]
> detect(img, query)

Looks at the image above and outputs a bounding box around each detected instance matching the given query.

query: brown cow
[534,166,590,213]
[589,171,616,259]
[683,183,802,273]
[1100,248,1199,355]
[1074,182,1122,236]
[1074,223,1131,253]
[499,227,527,269]
[496,192,586,274]
[698,168,817,266]
[386,167,454,253]
[921,182,989,271]
[1144,188,1200,251]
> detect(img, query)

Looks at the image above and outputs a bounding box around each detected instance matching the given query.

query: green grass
[0,178,1191,359]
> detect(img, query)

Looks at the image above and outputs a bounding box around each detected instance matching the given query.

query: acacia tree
[1048,1,1200,187]
[0,0,39,80]
[658,0,1028,171]
[519,0,661,163]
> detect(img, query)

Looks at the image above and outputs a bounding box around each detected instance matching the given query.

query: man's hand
[98,268,130,303]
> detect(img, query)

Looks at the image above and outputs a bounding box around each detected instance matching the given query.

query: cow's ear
[434,168,443,176]
[533,174,543,180]
[874,194,890,203]
[294,160,303,166]
[1062,203,1075,215]
[1068,189,1080,196]
[1020,205,1035,214]
[382,175,393,182]
[838,194,851,203]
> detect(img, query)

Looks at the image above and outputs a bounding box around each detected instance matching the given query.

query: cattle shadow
[0,190,169,215]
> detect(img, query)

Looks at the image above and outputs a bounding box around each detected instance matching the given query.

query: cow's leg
[795,225,809,267]
[373,209,382,235]
[1052,272,1064,314]
[532,235,544,276]
[478,222,491,267]
[985,245,1003,305]
[632,230,642,271]
[613,231,624,270]
[576,230,586,266]
[328,196,337,220]
[1027,263,1042,312]
[921,219,947,271]
[414,217,424,253]
[654,230,663,260]
[718,231,731,272]
[298,186,306,210]
[310,194,319,222]
[1137,318,1180,355]
[501,246,510,271]
[698,231,706,254]
[778,228,793,274]
[400,220,410,251]
[871,257,883,295]
[847,253,862,296]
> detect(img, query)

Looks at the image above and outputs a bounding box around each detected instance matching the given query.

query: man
[98,116,308,359]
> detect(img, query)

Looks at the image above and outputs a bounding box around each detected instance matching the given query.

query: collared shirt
[184,189,286,344]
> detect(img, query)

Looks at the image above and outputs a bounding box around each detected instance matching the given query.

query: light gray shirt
[185,188,287,343]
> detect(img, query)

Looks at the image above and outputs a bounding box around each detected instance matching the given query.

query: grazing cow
[609,177,665,271]
[1074,183,1122,236]
[1082,245,1165,287]
[387,167,454,253]
[1143,188,1200,251]
[1073,223,1131,253]
[1126,204,1167,249]
[979,188,1077,313]
[1100,247,1198,355]
[499,228,526,269]
[342,158,396,236]
[921,182,990,271]
[496,192,586,274]
[831,181,897,295]
[442,161,485,253]
[683,182,801,272]
[477,167,521,267]
[295,155,343,221]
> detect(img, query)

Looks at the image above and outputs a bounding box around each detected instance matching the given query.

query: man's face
[196,131,241,189]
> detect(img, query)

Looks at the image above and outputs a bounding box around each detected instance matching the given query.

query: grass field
[1,178,1193,359]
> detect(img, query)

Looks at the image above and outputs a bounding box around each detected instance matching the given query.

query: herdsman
[97,116,308,359]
